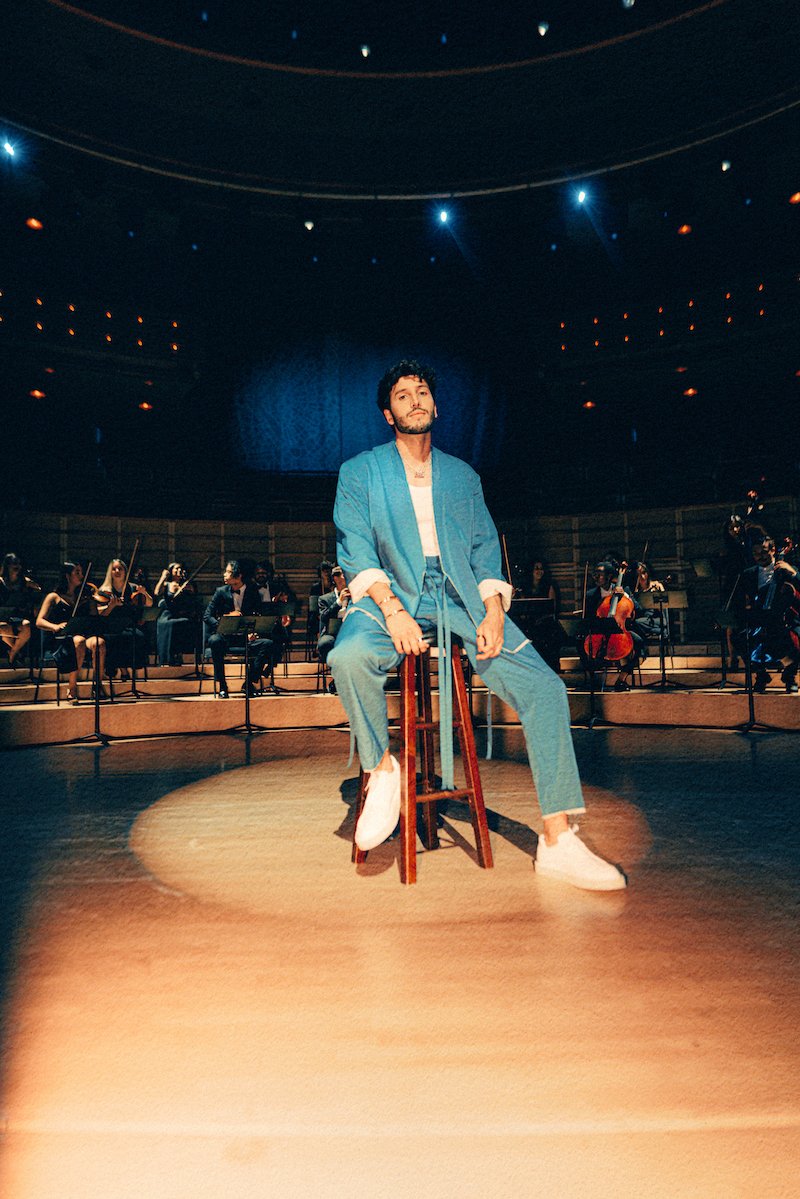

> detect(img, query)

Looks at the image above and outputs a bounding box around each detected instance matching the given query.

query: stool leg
[451,651,493,869]
[399,654,417,884]
[351,769,369,864]
[417,653,440,853]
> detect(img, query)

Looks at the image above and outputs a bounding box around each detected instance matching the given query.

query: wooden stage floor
[0,727,798,1197]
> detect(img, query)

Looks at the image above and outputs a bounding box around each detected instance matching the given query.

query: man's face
[224,564,242,587]
[754,541,774,566]
[332,570,345,593]
[254,568,267,586]
[595,567,611,589]
[384,375,437,435]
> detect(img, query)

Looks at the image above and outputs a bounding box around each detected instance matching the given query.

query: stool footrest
[416,788,471,803]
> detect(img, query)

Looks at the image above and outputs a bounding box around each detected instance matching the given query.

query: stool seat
[351,638,493,884]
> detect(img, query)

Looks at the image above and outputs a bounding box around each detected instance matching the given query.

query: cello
[583,561,635,664]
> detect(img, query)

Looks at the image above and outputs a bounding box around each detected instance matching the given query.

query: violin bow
[70,561,93,618]
[121,538,141,594]
[500,533,513,585]
[174,556,210,597]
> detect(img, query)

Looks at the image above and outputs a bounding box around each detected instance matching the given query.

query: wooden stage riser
[2,687,798,748]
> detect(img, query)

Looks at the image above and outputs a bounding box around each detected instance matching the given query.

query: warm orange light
[593,340,600,347]
[560,344,566,352]
[659,329,665,337]
[758,283,764,291]
[35,297,43,306]
[725,292,732,300]
[689,324,695,332]
[68,303,75,312]
[726,316,733,324]
[26,217,43,230]
[170,342,179,352]
[45,367,55,374]
[677,224,692,235]
[35,321,43,331]
[593,317,599,325]
[137,315,144,324]
[105,311,112,319]
[790,192,800,205]
[68,328,75,336]
[559,321,566,329]
[105,334,112,342]
[688,299,694,308]
[137,339,143,347]
[138,401,153,411]
[758,309,765,317]
[624,335,630,343]
[582,401,596,409]
[683,388,698,397]
[171,321,179,328]
[658,306,664,314]
[29,389,45,399]
[675,366,688,373]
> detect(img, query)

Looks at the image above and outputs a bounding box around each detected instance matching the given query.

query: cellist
[579,560,644,691]
[740,535,800,693]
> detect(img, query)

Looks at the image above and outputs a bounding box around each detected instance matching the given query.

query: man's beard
[393,411,435,435]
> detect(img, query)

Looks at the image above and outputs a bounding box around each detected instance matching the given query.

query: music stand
[216,615,269,733]
[104,608,148,699]
[639,590,692,690]
[62,614,113,745]
[578,615,624,728]
[735,614,783,734]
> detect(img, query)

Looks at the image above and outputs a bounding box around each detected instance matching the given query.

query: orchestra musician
[155,562,200,666]
[624,560,667,645]
[0,552,39,667]
[36,562,107,702]
[203,560,278,698]
[317,566,350,691]
[740,535,800,693]
[527,558,563,672]
[579,560,644,691]
[95,558,153,681]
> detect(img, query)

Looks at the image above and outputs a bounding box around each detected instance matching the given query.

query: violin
[584,561,635,663]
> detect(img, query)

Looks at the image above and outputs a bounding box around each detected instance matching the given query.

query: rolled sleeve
[479,578,513,612]
[348,567,392,603]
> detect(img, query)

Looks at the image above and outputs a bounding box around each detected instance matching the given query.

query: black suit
[203,583,277,689]
[317,588,347,664]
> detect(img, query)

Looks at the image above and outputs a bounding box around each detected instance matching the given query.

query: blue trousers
[328,559,585,819]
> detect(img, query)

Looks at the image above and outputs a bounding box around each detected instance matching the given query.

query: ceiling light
[538,22,549,36]
[677,224,692,235]
[721,160,731,172]
[26,217,43,230]
[439,210,449,223]
[304,220,314,231]
[360,44,370,58]
[3,141,14,157]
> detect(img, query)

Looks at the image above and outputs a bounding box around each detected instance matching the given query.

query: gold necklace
[397,443,431,480]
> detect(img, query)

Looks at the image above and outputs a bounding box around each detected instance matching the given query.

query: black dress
[156,584,199,665]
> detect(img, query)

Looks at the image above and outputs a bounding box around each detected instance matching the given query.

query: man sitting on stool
[203,560,276,698]
[317,565,350,692]
[328,358,626,891]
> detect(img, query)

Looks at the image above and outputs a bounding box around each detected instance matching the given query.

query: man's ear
[383,407,395,428]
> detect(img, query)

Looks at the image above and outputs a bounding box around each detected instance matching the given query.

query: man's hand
[476,597,504,660]
[386,610,429,656]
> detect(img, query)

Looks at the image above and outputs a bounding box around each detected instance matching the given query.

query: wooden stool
[351,639,493,884]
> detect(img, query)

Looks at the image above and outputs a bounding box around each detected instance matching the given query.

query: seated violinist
[578,560,644,691]
[95,558,153,681]
[155,561,200,666]
[203,560,280,698]
[740,536,800,693]
[254,559,295,666]
[0,552,40,667]
[624,560,667,644]
[36,562,107,702]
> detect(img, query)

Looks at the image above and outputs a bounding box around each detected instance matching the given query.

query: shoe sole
[534,862,627,891]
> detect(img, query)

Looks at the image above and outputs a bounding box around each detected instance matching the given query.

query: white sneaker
[535,825,627,891]
[355,756,401,851]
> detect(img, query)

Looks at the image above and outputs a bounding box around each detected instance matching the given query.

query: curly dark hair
[376,359,437,412]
